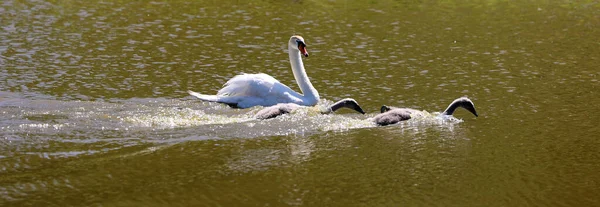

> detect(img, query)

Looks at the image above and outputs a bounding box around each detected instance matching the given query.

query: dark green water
[1,0,599,206]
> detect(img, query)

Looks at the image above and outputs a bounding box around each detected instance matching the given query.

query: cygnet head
[442,97,478,117]
[380,105,392,113]
[338,98,365,114]
[289,35,309,57]
[325,98,366,115]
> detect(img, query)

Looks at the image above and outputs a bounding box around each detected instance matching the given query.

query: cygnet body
[255,98,365,120]
[373,97,478,126]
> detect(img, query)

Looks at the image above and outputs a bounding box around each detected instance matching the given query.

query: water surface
[1,0,599,206]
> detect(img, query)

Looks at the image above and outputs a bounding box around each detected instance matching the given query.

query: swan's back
[212,73,303,108]
[373,108,428,126]
[373,109,413,126]
[255,103,300,120]
[217,73,278,97]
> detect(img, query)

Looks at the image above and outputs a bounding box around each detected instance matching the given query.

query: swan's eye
[296,39,306,47]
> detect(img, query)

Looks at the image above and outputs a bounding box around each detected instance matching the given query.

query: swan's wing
[217,73,278,97]
[217,73,302,104]
[189,73,305,108]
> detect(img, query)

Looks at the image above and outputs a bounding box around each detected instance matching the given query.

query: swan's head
[454,97,478,117]
[338,98,366,114]
[289,35,308,57]
[442,97,479,117]
[327,98,365,114]
[380,105,393,113]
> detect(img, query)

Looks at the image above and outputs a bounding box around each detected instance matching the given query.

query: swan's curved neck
[442,99,478,117]
[289,46,319,105]
[442,102,460,115]
[327,98,364,114]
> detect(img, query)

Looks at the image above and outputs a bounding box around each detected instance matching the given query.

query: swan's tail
[187,90,240,108]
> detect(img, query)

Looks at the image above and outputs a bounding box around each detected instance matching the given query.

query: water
[1,0,599,206]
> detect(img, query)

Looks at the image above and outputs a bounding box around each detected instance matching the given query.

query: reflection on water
[1,0,600,206]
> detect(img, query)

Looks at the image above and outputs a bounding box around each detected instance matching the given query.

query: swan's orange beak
[298,45,309,57]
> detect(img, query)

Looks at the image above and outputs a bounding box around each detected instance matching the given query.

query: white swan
[188,35,319,108]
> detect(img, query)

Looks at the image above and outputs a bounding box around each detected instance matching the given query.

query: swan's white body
[188,36,319,109]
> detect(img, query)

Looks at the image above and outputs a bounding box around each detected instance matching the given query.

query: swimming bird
[255,98,365,120]
[188,35,319,109]
[373,97,478,126]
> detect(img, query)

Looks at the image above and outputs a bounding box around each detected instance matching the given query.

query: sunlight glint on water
[1,0,599,206]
